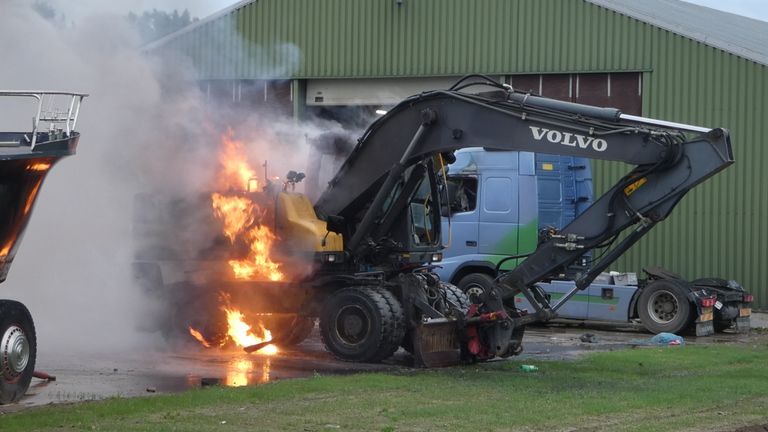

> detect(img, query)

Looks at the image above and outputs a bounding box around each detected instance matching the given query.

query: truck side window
[444,177,478,215]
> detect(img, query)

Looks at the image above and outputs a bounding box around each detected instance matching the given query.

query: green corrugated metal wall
[155,0,768,307]
[158,0,657,78]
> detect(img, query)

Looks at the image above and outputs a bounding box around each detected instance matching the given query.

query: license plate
[699,306,713,322]
[740,308,751,317]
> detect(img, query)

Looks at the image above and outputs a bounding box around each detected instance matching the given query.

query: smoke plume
[0,1,354,353]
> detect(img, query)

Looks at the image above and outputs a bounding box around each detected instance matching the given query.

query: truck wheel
[320,287,404,362]
[458,273,495,303]
[0,300,36,404]
[637,280,692,334]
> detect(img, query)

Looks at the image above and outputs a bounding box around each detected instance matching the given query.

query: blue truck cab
[435,148,750,333]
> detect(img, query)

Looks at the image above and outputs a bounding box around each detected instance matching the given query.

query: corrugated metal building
[149,0,768,308]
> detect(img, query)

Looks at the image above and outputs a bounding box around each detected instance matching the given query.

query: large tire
[320,287,405,362]
[637,280,693,334]
[457,273,495,303]
[270,316,315,347]
[0,300,36,404]
[440,282,471,313]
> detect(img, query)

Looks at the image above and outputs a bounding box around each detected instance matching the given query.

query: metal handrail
[0,91,88,150]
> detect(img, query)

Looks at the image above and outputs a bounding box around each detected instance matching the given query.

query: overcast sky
[47,0,768,23]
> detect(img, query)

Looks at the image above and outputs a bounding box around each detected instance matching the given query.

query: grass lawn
[3,345,768,431]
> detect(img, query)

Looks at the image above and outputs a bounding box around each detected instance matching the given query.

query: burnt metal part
[268,316,315,347]
[243,340,274,354]
[32,370,55,381]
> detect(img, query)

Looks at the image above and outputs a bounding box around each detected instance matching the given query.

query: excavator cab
[378,162,443,265]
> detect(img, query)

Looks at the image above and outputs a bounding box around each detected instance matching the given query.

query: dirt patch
[734,426,768,432]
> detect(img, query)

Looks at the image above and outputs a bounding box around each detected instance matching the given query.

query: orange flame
[218,129,257,191]
[225,358,271,386]
[211,193,257,243]
[23,179,44,215]
[225,308,278,355]
[0,241,12,257]
[187,131,285,354]
[211,131,284,281]
[229,225,284,281]
[188,327,212,348]
[27,162,51,172]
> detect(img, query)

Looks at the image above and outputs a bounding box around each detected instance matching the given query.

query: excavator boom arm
[315,80,733,328]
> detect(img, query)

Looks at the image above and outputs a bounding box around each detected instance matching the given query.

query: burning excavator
[0,91,87,403]
[135,75,734,368]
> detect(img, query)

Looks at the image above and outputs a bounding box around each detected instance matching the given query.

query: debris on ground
[650,332,685,346]
[632,332,685,346]
[32,371,57,381]
[579,333,599,343]
[519,364,539,372]
[145,387,157,393]
[201,378,222,387]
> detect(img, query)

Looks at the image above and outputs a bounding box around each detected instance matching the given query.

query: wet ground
[1,319,763,413]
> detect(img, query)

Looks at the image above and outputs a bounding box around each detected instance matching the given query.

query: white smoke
[0,1,352,353]
[44,0,237,22]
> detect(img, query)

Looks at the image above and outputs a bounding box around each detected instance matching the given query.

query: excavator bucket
[411,320,463,367]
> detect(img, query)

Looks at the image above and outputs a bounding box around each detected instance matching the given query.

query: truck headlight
[431,253,443,262]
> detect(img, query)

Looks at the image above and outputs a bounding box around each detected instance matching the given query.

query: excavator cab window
[409,176,436,245]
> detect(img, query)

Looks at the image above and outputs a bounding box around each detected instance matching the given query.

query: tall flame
[229,225,283,281]
[211,193,257,242]
[186,130,285,354]
[218,129,258,191]
[225,308,278,355]
[211,130,284,281]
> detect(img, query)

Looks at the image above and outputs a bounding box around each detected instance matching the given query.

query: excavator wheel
[270,316,315,347]
[320,287,405,363]
[440,282,471,311]
[0,300,36,404]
